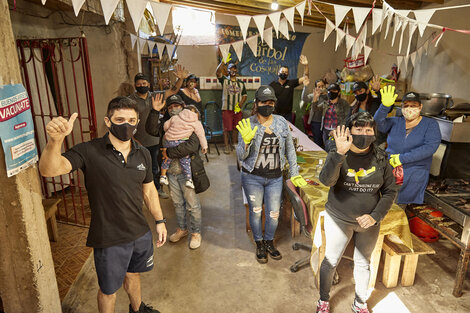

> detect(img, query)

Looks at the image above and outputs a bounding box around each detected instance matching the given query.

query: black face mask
[136,86,149,94]
[109,122,137,142]
[355,92,368,102]
[352,134,376,150]
[258,105,274,117]
[279,73,288,80]
[328,91,339,100]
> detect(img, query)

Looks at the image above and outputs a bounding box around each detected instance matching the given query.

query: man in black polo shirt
[39,97,167,313]
[269,55,309,123]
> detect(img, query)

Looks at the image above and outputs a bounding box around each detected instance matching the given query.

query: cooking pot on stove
[419,93,453,116]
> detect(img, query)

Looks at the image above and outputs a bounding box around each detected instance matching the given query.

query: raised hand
[380,85,398,107]
[174,64,189,80]
[236,118,258,145]
[332,125,352,155]
[152,93,165,111]
[224,52,232,64]
[299,55,308,65]
[46,113,78,142]
[371,75,381,92]
[303,77,310,86]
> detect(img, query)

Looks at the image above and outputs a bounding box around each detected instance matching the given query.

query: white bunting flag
[423,40,430,55]
[435,30,445,47]
[100,0,121,25]
[391,15,402,46]
[410,51,417,67]
[263,27,273,49]
[324,18,335,42]
[397,55,404,70]
[72,0,85,16]
[268,12,282,38]
[147,40,156,56]
[403,55,409,73]
[253,15,267,42]
[335,28,346,51]
[333,4,351,27]
[283,7,296,31]
[130,34,138,50]
[383,9,394,39]
[166,44,175,59]
[150,2,172,35]
[218,43,231,63]
[236,15,252,42]
[42,0,46,4]
[364,46,372,63]
[279,18,290,40]
[417,45,423,61]
[156,43,165,59]
[371,9,382,35]
[345,35,355,57]
[395,10,411,18]
[296,0,307,25]
[352,7,370,33]
[414,9,436,37]
[231,40,244,61]
[398,20,408,53]
[246,35,259,56]
[406,22,418,56]
[139,38,148,54]
[126,0,148,32]
[380,2,390,30]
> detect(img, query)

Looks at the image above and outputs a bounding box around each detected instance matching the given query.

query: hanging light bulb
[271,0,279,10]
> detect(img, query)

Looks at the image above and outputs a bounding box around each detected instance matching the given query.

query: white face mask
[402,107,421,120]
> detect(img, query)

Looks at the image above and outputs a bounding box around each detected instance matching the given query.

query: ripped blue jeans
[241,171,283,241]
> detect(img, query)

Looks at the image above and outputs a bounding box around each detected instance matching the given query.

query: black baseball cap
[352,81,368,92]
[255,85,277,102]
[134,73,149,83]
[402,92,421,103]
[327,83,340,92]
[166,94,185,106]
[186,74,198,81]
[227,63,237,69]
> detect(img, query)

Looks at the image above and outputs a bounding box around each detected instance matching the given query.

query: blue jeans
[146,144,161,190]
[168,173,202,234]
[241,172,283,241]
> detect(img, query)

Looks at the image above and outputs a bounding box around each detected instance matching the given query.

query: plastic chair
[203,101,224,155]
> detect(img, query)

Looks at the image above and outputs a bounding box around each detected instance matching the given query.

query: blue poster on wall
[216,24,309,85]
[0,84,38,177]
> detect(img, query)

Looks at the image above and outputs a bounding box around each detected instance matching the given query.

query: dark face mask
[355,92,368,102]
[109,122,137,142]
[328,91,339,100]
[279,73,288,80]
[258,105,274,117]
[352,134,376,150]
[136,86,149,94]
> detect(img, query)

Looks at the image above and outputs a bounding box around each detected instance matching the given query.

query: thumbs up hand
[46,113,78,142]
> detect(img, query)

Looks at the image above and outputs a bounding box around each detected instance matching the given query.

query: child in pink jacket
[160,105,208,189]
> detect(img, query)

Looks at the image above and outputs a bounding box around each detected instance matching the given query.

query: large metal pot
[419,93,453,116]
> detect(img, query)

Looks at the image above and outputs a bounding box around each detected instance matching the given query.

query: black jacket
[146,109,210,194]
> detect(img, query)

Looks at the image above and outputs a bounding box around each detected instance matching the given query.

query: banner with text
[0,84,38,177]
[216,24,309,85]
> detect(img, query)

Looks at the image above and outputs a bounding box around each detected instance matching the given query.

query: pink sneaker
[316,300,330,313]
[351,300,370,313]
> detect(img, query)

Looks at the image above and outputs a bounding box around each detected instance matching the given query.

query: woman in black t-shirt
[177,74,202,114]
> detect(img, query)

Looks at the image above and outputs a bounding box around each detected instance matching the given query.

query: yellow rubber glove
[234,102,241,113]
[236,118,258,145]
[291,175,308,187]
[380,85,398,107]
[389,154,402,168]
[224,52,232,64]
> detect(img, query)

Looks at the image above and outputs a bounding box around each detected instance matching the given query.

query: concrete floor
[62,151,470,313]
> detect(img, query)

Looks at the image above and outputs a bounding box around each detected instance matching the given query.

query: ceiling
[160,0,444,28]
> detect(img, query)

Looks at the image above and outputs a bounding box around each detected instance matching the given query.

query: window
[172,6,215,45]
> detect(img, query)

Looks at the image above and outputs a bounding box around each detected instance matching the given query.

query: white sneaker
[189,233,201,249]
[159,175,169,185]
[185,179,195,189]
[169,228,189,243]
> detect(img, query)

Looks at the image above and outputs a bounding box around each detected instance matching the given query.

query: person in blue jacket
[374,86,441,204]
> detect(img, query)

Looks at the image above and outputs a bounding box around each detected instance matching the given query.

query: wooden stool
[382,233,435,288]
[42,198,61,242]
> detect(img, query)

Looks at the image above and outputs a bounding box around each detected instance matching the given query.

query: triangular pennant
[345,35,355,57]
[126,0,148,32]
[231,40,244,61]
[279,18,290,40]
[218,43,231,63]
[435,30,445,47]
[403,55,409,73]
[414,9,436,37]
[130,34,137,50]
[398,20,408,53]
[246,35,259,56]
[156,43,165,59]
[423,40,430,55]
[352,38,363,59]
[391,15,401,46]
[263,27,273,49]
[295,0,306,26]
[147,40,156,56]
[395,10,411,18]
[380,3,390,30]
[139,38,148,54]
[333,4,351,28]
[268,12,281,38]
[371,9,382,35]
[383,9,394,39]
[352,7,370,33]
[324,18,335,42]
[417,45,423,61]
[335,28,346,51]
[100,0,121,25]
[236,15,252,42]
[166,44,175,59]
[283,7,296,31]
[360,24,367,48]
[410,52,417,67]
[150,2,172,35]
[253,15,267,42]
[364,46,372,63]
[72,0,85,16]
[42,0,46,4]
[406,22,418,56]
[397,55,404,70]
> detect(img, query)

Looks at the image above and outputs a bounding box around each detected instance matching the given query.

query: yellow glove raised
[234,102,241,113]
[236,118,258,145]
[224,52,232,64]
[291,175,307,187]
[389,154,402,168]
[380,85,398,107]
